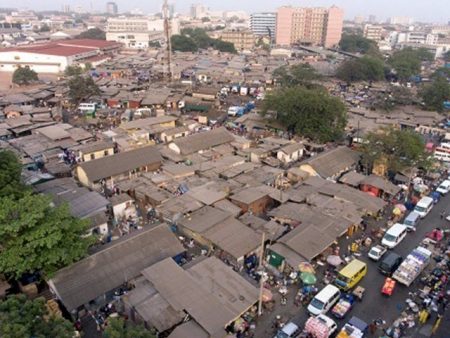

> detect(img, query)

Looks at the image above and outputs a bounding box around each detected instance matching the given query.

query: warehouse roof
[77,145,161,182]
[172,127,234,155]
[49,224,184,311]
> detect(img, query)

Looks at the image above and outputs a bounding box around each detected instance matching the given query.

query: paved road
[284,191,450,337]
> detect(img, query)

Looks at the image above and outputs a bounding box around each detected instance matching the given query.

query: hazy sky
[7,0,450,23]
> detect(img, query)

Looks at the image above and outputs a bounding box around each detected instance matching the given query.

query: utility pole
[257,231,265,316]
[162,0,172,81]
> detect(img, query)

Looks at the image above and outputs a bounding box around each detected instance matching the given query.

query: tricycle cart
[352,286,365,301]
[331,294,355,319]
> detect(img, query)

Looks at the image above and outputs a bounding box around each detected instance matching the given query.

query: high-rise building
[275,6,344,48]
[250,12,276,39]
[106,2,118,15]
[190,4,206,19]
[363,24,383,42]
[368,15,377,23]
[388,16,414,25]
[63,5,71,13]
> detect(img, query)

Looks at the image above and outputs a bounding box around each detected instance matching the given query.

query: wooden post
[258,231,265,316]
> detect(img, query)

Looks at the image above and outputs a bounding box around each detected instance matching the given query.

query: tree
[388,47,434,81]
[336,56,385,83]
[39,24,51,32]
[360,126,432,174]
[0,192,94,279]
[173,28,236,53]
[76,28,106,40]
[103,318,155,338]
[273,64,322,88]
[370,86,417,111]
[420,76,450,112]
[0,295,75,338]
[64,65,84,77]
[201,17,210,22]
[67,75,101,104]
[339,34,379,54]
[171,35,198,52]
[263,86,347,142]
[444,51,450,62]
[0,150,27,200]
[12,66,38,85]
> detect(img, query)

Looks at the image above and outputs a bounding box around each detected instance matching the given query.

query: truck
[227,106,245,117]
[392,246,432,286]
[303,314,338,338]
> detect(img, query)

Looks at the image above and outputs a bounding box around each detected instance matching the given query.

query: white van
[274,322,300,338]
[414,196,434,218]
[382,223,407,248]
[436,180,450,195]
[307,285,340,316]
[77,102,96,113]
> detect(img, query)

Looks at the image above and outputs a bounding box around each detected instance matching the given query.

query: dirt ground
[0,72,59,92]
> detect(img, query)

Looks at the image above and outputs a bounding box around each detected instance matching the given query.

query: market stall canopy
[300,272,317,285]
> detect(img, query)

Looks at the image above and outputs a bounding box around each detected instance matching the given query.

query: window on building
[90,153,95,160]
[104,150,109,156]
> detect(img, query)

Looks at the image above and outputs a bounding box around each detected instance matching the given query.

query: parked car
[274,322,300,338]
[379,252,403,276]
[368,245,387,261]
[436,180,450,195]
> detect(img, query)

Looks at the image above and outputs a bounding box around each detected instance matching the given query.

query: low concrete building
[71,141,115,162]
[277,142,304,164]
[75,145,161,189]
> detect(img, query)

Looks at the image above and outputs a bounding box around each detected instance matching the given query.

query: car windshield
[310,298,325,310]
[370,248,380,256]
[384,233,397,242]
[404,220,413,226]
[415,206,426,212]
[276,330,289,338]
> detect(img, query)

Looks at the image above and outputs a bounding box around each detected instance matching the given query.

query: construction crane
[162,0,172,81]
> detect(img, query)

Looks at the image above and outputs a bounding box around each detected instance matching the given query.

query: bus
[434,143,450,162]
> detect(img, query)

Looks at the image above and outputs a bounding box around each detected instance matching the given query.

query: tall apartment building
[275,6,344,48]
[250,12,276,39]
[190,4,207,19]
[363,24,383,42]
[388,16,414,25]
[106,2,118,15]
[106,17,179,48]
[219,29,255,51]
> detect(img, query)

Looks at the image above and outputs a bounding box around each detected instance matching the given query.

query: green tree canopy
[388,47,434,81]
[444,51,450,62]
[39,24,51,32]
[67,75,101,104]
[263,86,347,143]
[12,66,38,85]
[172,28,236,53]
[171,34,198,52]
[336,56,385,83]
[431,67,450,79]
[339,34,380,55]
[76,28,106,40]
[0,150,27,199]
[103,318,155,338]
[360,126,431,173]
[273,63,322,88]
[0,295,75,338]
[420,76,450,112]
[0,192,93,279]
[64,65,84,77]
[370,86,417,111]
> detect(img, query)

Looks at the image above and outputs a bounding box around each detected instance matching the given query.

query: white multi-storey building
[250,12,276,38]
[106,17,179,49]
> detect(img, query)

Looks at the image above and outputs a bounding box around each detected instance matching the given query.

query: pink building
[275,6,344,48]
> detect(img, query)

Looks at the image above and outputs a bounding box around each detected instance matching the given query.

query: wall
[112,201,136,221]
[81,147,114,162]
[324,6,344,48]
[0,51,68,73]
[275,7,294,45]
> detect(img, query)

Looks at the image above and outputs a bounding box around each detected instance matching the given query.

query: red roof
[59,39,120,49]
[1,39,121,57]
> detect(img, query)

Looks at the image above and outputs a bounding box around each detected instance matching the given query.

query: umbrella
[299,262,315,273]
[395,204,407,212]
[392,207,402,216]
[300,272,317,285]
[327,255,343,267]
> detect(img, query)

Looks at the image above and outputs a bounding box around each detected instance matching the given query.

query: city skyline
[4,0,450,23]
